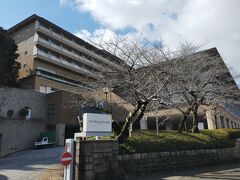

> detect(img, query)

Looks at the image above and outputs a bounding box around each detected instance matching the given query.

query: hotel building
[8,14,122,93]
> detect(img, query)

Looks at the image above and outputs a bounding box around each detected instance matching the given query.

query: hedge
[119,129,240,154]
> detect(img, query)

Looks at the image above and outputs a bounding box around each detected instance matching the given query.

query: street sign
[60,152,72,166]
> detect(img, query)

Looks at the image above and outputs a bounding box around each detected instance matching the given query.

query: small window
[48,103,55,118]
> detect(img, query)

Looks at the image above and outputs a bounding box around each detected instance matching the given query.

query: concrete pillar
[56,123,65,146]
[140,116,148,130]
[228,119,233,128]
[233,122,236,129]
[225,118,231,128]
[223,116,228,129]
[216,114,222,129]
[206,110,216,129]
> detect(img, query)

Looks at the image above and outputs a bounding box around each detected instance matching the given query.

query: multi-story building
[8,14,122,93]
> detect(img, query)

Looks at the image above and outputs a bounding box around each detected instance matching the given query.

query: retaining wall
[0,119,46,157]
[74,139,240,179]
[118,139,240,176]
[0,87,47,120]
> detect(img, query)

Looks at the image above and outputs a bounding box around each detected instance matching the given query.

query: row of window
[37,23,120,69]
[38,34,103,71]
[36,69,93,90]
[37,47,96,77]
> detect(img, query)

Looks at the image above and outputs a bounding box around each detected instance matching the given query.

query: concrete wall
[118,139,240,176]
[0,119,46,157]
[0,88,47,120]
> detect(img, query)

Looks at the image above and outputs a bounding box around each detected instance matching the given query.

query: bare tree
[91,37,177,144]
[165,42,239,133]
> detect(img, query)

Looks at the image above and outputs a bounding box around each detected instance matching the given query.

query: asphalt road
[1,147,240,180]
[128,161,240,180]
[0,147,64,180]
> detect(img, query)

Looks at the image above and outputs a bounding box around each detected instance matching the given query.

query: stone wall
[0,88,47,120]
[74,139,120,180]
[0,119,46,157]
[118,139,240,176]
[74,139,240,179]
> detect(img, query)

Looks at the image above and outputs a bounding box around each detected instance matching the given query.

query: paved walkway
[128,161,240,180]
[0,147,64,180]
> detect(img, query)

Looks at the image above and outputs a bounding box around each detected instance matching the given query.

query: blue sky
[0,0,99,33]
[0,0,240,85]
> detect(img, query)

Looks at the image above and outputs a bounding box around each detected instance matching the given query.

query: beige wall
[45,90,134,126]
[11,21,36,79]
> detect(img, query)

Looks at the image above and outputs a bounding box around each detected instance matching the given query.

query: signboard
[82,113,112,133]
[198,122,204,130]
[60,152,72,166]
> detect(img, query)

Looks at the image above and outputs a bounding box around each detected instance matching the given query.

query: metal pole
[64,139,74,180]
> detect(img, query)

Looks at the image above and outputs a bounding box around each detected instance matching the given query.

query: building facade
[142,48,240,131]
[8,14,122,93]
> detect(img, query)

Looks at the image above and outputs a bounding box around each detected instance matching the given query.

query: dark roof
[8,14,122,64]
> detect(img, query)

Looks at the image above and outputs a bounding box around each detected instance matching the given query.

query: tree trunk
[192,110,200,133]
[117,101,148,144]
[112,120,121,136]
[178,113,188,133]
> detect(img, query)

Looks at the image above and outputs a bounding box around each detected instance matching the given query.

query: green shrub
[19,106,29,117]
[119,129,240,154]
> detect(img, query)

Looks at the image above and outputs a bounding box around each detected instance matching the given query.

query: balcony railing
[38,37,50,46]
[37,36,105,70]
[37,49,95,77]
[38,25,122,70]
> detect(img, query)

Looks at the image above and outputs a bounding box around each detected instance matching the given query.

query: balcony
[51,43,62,51]
[36,48,96,78]
[38,37,50,46]
[39,25,51,34]
[37,25,122,70]
[37,36,105,71]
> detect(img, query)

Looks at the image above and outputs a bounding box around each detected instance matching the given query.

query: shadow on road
[0,147,64,171]
[128,161,240,180]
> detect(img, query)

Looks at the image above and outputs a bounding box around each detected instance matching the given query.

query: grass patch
[119,129,240,154]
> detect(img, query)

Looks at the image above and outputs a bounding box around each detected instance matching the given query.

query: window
[37,66,56,74]
[48,103,55,118]
[40,86,52,94]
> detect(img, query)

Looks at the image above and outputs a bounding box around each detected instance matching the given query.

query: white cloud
[63,0,240,84]
[59,0,71,6]
[75,28,117,45]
